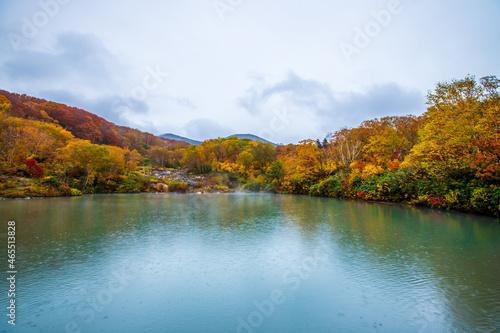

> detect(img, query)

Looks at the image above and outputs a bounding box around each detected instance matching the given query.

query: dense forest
[0,75,499,216]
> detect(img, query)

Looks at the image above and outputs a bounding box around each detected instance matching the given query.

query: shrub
[117,178,141,193]
[428,196,445,208]
[444,190,461,209]
[213,184,230,192]
[14,165,28,177]
[470,186,500,216]
[357,190,366,199]
[243,181,265,192]
[309,183,321,196]
[164,180,188,193]
[0,180,18,191]
[1,190,26,198]
[6,168,17,176]
[408,195,430,206]
[25,159,44,178]
[60,184,71,195]
[42,176,61,188]
[356,171,401,201]
[282,175,311,195]
[70,188,82,196]
[309,176,342,197]
[264,183,278,193]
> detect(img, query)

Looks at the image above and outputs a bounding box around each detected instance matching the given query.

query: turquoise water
[1,193,499,332]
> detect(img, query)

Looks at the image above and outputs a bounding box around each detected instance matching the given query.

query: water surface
[1,193,499,332]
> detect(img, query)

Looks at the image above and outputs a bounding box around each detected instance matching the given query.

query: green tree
[266,161,285,183]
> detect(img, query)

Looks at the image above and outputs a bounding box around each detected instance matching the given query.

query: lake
[1,193,499,332]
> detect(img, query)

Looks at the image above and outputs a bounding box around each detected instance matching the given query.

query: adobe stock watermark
[236,245,329,333]
[339,0,413,64]
[7,0,72,52]
[213,0,243,21]
[64,262,132,333]
[257,108,296,145]
[111,65,169,115]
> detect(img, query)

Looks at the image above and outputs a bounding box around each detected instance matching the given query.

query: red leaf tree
[25,159,44,178]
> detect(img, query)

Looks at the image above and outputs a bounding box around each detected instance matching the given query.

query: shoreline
[1,190,498,219]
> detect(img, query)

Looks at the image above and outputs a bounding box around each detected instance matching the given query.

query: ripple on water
[1,193,499,332]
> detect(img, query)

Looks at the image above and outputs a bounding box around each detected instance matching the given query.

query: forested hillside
[0,90,189,153]
[0,75,499,216]
[0,91,189,196]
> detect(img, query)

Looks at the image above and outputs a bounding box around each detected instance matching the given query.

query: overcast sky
[1,0,499,144]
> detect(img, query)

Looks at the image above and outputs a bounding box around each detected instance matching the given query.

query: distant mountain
[159,133,277,146]
[159,133,202,145]
[226,134,277,146]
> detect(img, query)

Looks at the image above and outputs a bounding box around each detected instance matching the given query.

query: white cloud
[181,118,234,141]
[238,71,425,142]
[0,0,498,144]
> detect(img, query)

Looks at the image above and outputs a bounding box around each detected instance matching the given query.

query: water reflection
[0,193,498,332]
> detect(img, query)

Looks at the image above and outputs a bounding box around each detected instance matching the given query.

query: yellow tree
[247,141,276,170]
[0,120,30,164]
[278,140,323,193]
[22,125,57,158]
[102,145,127,177]
[149,147,170,166]
[403,75,497,167]
[0,95,12,112]
[57,139,110,190]
[363,127,408,168]
[182,145,212,173]
[236,151,254,173]
[125,149,143,173]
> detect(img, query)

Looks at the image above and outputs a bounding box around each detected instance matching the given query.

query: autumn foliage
[25,159,44,178]
[0,75,499,216]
